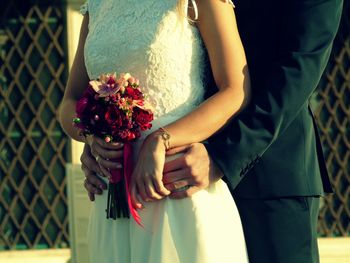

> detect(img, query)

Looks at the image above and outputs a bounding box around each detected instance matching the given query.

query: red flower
[133,107,153,131]
[76,97,89,116]
[84,86,96,97]
[104,105,123,129]
[125,86,143,100]
[107,76,116,85]
[76,86,98,118]
[127,131,136,140]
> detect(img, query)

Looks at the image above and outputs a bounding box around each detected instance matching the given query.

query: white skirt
[87,116,248,263]
[87,177,248,263]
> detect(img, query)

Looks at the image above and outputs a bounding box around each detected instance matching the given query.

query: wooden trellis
[0,0,70,249]
[313,0,350,237]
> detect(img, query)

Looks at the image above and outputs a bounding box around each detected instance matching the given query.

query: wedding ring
[173,185,191,192]
[96,155,100,163]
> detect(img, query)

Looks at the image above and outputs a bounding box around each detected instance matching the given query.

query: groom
[81,0,343,262]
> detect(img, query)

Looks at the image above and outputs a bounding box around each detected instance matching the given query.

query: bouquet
[73,72,153,225]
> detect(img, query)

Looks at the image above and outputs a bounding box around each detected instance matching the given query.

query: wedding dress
[81,0,248,262]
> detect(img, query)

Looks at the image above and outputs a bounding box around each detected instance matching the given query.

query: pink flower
[116,73,131,88]
[127,77,136,84]
[89,73,120,97]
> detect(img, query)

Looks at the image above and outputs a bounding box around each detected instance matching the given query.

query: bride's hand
[130,133,171,208]
[86,135,124,178]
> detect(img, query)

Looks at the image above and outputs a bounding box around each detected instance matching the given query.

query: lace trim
[190,0,235,20]
[80,2,88,15]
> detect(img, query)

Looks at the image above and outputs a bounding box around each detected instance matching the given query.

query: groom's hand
[163,143,223,199]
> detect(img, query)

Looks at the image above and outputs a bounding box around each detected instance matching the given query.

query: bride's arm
[151,0,250,147]
[59,14,90,142]
[59,14,124,178]
[131,0,250,205]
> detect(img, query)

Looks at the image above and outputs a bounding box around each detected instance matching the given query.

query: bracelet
[158,127,171,150]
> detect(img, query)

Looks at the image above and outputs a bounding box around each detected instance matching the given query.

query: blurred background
[0,0,349,262]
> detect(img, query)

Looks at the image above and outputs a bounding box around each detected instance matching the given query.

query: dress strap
[226,0,236,7]
[190,0,199,20]
[190,0,235,21]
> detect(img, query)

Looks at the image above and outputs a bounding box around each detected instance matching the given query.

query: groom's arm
[205,0,343,189]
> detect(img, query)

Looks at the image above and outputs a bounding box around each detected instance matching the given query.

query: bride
[60,0,250,262]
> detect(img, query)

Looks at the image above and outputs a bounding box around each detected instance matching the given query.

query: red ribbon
[110,143,143,226]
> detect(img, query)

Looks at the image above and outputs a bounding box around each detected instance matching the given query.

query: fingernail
[115,163,123,169]
[112,142,124,147]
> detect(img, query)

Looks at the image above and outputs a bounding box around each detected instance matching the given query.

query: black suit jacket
[205,0,343,198]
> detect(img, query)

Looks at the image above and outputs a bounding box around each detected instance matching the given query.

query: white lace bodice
[81,0,209,120]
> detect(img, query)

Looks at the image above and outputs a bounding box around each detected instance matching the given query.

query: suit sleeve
[205,0,343,189]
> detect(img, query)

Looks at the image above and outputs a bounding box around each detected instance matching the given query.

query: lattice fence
[313,0,350,237]
[0,1,70,250]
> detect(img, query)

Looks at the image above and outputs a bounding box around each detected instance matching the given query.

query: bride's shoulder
[189,0,235,21]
